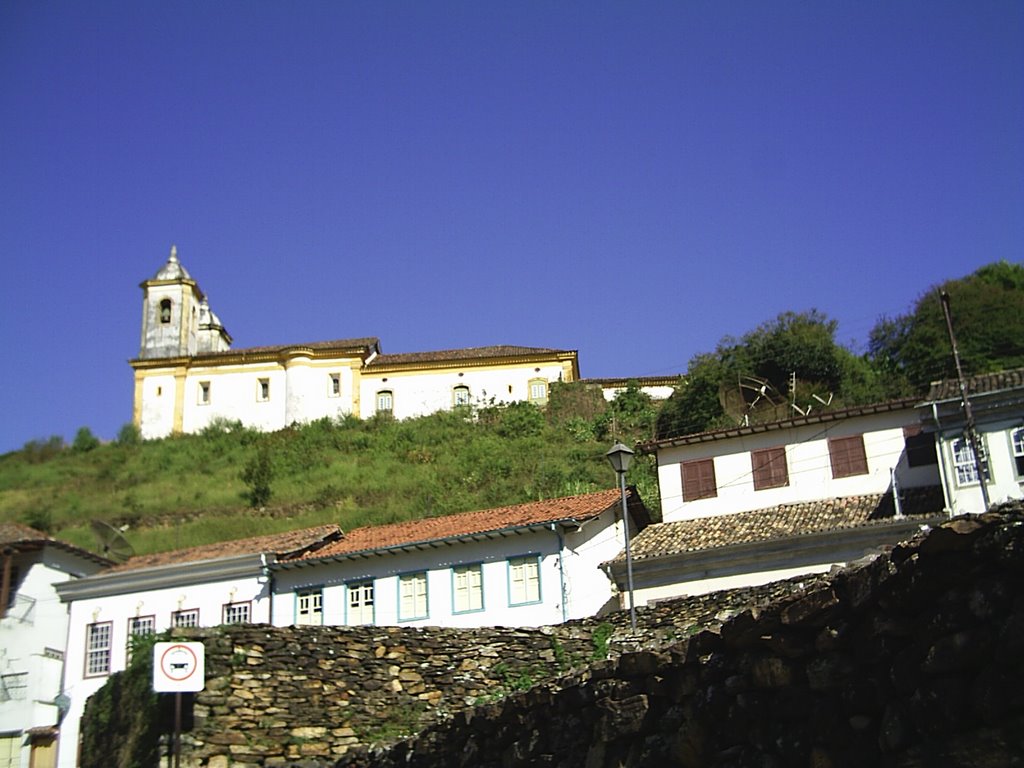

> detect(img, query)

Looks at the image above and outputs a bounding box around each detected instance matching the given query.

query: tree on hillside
[868,260,1024,392]
[656,310,888,439]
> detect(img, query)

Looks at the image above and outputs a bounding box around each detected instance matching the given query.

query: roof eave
[273,514,605,571]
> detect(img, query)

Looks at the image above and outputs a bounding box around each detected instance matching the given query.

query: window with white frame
[1012,427,1024,477]
[85,621,112,677]
[398,572,428,621]
[376,390,393,415]
[329,373,341,397]
[528,378,548,405]
[257,378,270,402]
[452,563,484,613]
[127,615,155,661]
[171,609,199,628]
[453,385,471,408]
[952,435,990,485]
[199,381,211,405]
[508,555,541,606]
[347,580,375,625]
[222,601,251,625]
[296,587,323,626]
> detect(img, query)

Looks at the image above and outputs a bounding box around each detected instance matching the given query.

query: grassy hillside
[0,388,661,558]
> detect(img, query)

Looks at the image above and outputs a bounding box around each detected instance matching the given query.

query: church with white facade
[131,247,580,439]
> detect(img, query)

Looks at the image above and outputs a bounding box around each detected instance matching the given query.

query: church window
[453,385,471,408]
[376,390,393,415]
[199,382,211,405]
[329,373,341,397]
[159,299,172,324]
[528,378,549,405]
[257,378,270,402]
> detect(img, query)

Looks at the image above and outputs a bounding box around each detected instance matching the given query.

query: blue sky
[1,1,1021,454]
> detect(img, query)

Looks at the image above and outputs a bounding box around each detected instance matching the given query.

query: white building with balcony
[0,524,110,768]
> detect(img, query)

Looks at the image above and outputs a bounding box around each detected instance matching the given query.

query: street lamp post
[606,441,637,633]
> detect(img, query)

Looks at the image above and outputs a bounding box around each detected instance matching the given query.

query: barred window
[222,602,251,625]
[86,622,112,677]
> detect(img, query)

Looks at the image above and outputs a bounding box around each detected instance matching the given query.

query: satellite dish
[90,520,135,562]
[720,375,787,425]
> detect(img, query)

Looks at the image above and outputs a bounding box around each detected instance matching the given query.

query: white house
[0,524,111,768]
[53,525,340,768]
[271,488,650,628]
[607,399,948,604]
[53,489,649,767]
[131,247,579,439]
[919,367,1024,515]
[646,399,941,524]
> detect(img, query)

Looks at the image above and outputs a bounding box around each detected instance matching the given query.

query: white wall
[0,549,96,768]
[939,420,1024,515]
[359,362,564,420]
[58,571,269,768]
[272,516,623,629]
[657,410,939,523]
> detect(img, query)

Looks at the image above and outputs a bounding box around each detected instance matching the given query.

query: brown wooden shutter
[828,435,869,478]
[751,447,789,490]
[681,458,717,501]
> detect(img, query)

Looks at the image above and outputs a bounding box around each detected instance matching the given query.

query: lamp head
[606,442,634,474]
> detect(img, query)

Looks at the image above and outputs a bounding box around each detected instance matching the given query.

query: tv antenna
[90,520,135,562]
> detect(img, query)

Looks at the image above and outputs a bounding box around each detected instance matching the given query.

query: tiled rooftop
[285,489,630,563]
[0,523,113,566]
[0,522,51,545]
[924,367,1024,402]
[196,338,380,359]
[609,486,946,565]
[108,524,342,572]
[369,345,574,366]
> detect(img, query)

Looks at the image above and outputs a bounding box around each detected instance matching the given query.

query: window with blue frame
[507,555,541,606]
[452,563,483,613]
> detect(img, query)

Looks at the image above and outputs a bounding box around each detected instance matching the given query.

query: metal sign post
[153,642,205,768]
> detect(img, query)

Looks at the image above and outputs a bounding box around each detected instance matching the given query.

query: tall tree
[656,309,883,439]
[868,260,1024,392]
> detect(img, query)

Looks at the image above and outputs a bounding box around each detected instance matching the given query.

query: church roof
[369,345,576,367]
[198,338,381,359]
[151,245,192,281]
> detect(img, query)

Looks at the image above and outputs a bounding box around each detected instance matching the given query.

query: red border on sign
[160,644,198,682]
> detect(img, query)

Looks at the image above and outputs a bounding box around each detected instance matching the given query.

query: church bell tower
[138,245,230,359]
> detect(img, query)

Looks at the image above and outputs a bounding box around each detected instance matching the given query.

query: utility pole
[940,290,990,510]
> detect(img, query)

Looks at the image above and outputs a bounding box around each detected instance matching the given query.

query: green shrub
[72,427,101,453]
[240,442,274,508]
